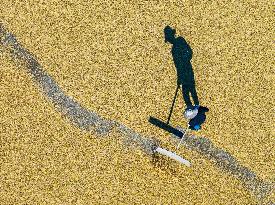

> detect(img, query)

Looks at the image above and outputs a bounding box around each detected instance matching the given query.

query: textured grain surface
[0,0,274,204]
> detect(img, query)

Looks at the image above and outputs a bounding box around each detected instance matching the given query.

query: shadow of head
[164,25,176,44]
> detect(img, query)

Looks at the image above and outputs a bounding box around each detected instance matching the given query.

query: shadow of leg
[182,85,193,108]
[190,83,199,106]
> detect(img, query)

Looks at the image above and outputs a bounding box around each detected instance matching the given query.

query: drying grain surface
[0,0,274,204]
[0,55,256,204]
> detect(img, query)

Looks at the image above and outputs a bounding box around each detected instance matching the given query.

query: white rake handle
[176,127,189,149]
[155,147,191,167]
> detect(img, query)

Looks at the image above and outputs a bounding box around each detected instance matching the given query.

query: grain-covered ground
[0,0,274,204]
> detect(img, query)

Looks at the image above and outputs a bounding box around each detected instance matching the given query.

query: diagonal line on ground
[0,24,158,156]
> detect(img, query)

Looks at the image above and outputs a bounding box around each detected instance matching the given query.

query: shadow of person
[147,26,208,136]
[164,26,199,109]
